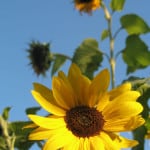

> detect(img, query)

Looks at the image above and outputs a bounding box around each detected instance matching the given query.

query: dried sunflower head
[27,41,53,76]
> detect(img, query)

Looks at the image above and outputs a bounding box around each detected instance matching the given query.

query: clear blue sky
[0,0,150,149]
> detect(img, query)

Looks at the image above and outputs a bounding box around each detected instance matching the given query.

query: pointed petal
[110,91,140,102]
[68,64,91,105]
[33,83,56,105]
[29,127,51,140]
[28,115,66,129]
[42,127,75,150]
[88,69,110,106]
[31,90,65,116]
[108,83,131,100]
[99,132,119,150]
[106,132,138,148]
[104,115,145,132]
[52,76,76,109]
[103,101,143,120]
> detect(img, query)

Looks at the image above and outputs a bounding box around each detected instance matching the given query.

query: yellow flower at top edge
[27,63,145,150]
[74,0,101,14]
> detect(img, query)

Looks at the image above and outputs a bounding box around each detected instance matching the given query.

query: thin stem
[0,116,15,150]
[113,27,123,39]
[101,2,116,88]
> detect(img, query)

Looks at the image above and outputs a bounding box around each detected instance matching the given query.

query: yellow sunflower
[74,0,101,14]
[27,64,145,150]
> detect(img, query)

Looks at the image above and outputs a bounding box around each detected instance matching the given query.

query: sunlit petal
[31,91,66,116]
[88,69,110,106]
[28,115,65,129]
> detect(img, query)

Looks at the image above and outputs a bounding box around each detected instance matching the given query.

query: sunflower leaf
[101,29,109,41]
[9,121,35,150]
[2,107,11,120]
[122,35,150,74]
[110,0,126,11]
[72,38,103,79]
[51,54,68,76]
[120,14,150,35]
[25,107,41,115]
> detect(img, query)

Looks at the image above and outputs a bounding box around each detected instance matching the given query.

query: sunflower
[74,0,101,14]
[27,64,145,150]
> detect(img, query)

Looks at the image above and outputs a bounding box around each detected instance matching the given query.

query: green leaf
[120,14,150,35]
[51,54,68,76]
[101,29,109,41]
[2,107,11,120]
[122,35,150,74]
[10,121,35,150]
[72,38,103,79]
[125,77,150,150]
[25,107,41,115]
[110,0,126,11]
[132,126,147,150]
[145,118,150,130]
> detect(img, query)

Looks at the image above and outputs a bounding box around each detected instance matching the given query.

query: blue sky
[0,0,150,149]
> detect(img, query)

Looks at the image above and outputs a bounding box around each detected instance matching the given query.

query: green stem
[0,116,15,150]
[102,2,116,88]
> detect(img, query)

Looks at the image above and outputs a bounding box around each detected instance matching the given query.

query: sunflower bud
[27,41,53,76]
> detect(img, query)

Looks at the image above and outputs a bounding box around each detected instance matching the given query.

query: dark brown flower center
[65,106,104,137]
[79,0,92,3]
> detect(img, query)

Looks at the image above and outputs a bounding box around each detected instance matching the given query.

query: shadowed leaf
[122,35,150,74]
[72,38,103,79]
[51,54,68,76]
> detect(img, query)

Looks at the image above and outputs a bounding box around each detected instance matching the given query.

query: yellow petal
[103,101,143,120]
[117,136,138,148]
[88,69,110,106]
[52,77,76,109]
[33,83,56,104]
[99,132,119,150]
[42,127,75,150]
[68,63,91,105]
[106,132,138,148]
[96,93,110,112]
[110,90,140,102]
[29,127,51,140]
[28,115,66,129]
[83,138,90,150]
[104,115,145,132]
[108,83,131,100]
[31,90,66,116]
[62,137,80,150]
[90,136,105,150]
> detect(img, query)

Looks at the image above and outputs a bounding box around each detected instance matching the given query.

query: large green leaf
[120,14,150,35]
[51,54,68,76]
[72,38,103,79]
[122,35,150,74]
[110,0,126,11]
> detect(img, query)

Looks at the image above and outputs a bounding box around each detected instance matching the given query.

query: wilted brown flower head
[27,41,52,76]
